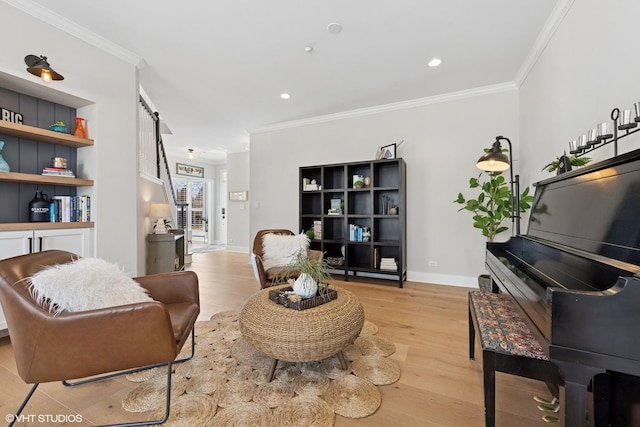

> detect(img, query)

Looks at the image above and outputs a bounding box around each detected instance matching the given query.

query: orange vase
[73,117,86,138]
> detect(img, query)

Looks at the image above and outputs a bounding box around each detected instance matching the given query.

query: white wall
[250,0,640,288]
[250,89,519,286]
[227,151,250,252]
[1,4,140,274]
[519,0,640,190]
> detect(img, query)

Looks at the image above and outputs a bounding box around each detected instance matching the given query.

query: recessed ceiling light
[428,58,442,67]
[280,93,291,100]
[327,23,342,34]
[304,45,314,53]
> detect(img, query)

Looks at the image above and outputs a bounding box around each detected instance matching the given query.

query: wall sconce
[149,203,172,234]
[24,54,64,83]
[476,135,521,235]
[187,149,195,159]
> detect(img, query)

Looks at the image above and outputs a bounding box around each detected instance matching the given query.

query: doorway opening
[174,178,209,246]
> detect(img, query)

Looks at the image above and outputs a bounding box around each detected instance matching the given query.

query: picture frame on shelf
[380,143,396,159]
[176,163,204,178]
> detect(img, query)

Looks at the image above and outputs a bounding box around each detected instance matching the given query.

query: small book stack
[42,167,75,178]
[380,257,398,272]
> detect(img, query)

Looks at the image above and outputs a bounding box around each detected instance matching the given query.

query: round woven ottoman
[239,285,365,380]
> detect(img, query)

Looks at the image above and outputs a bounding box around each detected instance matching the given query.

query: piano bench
[468,290,562,427]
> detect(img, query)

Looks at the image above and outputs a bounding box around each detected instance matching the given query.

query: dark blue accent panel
[0,86,78,223]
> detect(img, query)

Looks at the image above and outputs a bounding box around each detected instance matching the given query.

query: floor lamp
[475,136,521,236]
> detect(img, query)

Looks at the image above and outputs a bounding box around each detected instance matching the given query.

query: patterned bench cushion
[470,290,548,360]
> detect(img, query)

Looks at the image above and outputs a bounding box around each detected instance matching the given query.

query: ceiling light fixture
[304,45,314,53]
[280,93,291,100]
[24,54,64,82]
[327,23,343,34]
[187,148,195,159]
[428,58,442,67]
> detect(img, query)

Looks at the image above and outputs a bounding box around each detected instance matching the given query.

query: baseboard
[407,271,478,288]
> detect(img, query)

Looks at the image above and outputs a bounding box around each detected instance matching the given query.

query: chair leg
[483,350,496,427]
[100,363,173,427]
[174,328,196,364]
[8,383,39,427]
[10,364,173,427]
[63,328,196,387]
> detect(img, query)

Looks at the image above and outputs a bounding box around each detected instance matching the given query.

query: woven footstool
[239,285,365,381]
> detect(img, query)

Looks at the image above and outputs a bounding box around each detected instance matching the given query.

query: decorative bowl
[327,256,345,267]
[49,124,67,133]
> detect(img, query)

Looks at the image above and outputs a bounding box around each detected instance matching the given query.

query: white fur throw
[261,233,309,271]
[29,257,153,314]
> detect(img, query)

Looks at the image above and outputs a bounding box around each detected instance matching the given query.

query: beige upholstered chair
[250,229,323,289]
[0,250,200,427]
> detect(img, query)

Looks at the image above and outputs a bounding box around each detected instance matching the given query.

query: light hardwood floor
[0,251,553,426]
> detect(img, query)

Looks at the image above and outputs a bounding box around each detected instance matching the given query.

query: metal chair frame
[9,329,196,427]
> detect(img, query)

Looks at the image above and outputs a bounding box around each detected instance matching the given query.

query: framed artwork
[176,163,204,178]
[380,143,396,159]
[229,190,248,201]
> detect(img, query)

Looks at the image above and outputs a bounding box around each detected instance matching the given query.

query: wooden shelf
[0,171,93,186]
[0,120,93,147]
[0,222,94,232]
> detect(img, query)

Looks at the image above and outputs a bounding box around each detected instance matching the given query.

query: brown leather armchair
[0,250,200,427]
[250,229,323,289]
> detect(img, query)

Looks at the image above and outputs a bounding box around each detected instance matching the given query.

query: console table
[146,230,185,274]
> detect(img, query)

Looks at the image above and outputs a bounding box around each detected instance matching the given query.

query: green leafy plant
[542,154,591,173]
[454,171,534,242]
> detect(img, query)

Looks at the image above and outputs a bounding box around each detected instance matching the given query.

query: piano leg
[561,381,589,427]
[556,362,605,427]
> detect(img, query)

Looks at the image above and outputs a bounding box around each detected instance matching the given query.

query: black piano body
[486,147,640,426]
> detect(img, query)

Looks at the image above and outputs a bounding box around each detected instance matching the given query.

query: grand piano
[486,147,640,427]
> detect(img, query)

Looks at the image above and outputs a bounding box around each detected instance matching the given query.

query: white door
[37,228,92,257]
[175,178,209,245]
[218,170,227,244]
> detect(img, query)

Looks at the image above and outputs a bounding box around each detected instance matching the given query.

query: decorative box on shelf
[269,286,337,310]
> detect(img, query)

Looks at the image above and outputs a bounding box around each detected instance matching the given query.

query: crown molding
[514,0,575,87]
[251,82,517,134]
[4,0,142,67]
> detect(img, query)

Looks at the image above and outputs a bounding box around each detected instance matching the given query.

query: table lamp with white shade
[149,203,172,234]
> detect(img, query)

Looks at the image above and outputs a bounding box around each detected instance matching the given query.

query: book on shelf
[348,224,370,242]
[379,257,398,271]
[42,167,75,177]
[49,195,91,223]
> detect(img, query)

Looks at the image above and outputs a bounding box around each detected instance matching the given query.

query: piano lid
[527,148,640,271]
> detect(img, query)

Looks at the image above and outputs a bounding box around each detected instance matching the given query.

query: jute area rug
[122,310,400,426]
